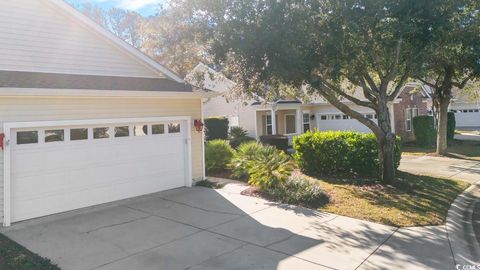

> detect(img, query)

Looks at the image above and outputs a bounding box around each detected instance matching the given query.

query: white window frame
[2,116,192,227]
[284,114,297,135]
[302,112,310,132]
[265,114,273,135]
[405,107,418,132]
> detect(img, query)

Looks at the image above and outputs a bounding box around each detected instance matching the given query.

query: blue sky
[66,0,166,16]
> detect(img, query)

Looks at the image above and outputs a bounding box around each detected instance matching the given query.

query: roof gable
[0,0,182,81]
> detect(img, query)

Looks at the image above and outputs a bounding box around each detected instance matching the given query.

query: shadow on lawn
[346,171,467,226]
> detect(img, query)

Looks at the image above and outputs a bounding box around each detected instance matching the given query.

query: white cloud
[118,0,162,10]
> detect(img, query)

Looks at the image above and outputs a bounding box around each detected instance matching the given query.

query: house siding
[0,96,204,224]
[0,0,160,78]
[203,95,258,138]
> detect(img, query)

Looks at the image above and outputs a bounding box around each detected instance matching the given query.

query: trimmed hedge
[205,140,234,173]
[205,117,229,141]
[413,116,435,147]
[260,135,289,151]
[412,113,456,147]
[447,112,456,142]
[293,131,401,177]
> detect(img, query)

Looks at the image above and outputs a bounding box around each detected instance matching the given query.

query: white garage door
[8,118,189,223]
[316,113,377,133]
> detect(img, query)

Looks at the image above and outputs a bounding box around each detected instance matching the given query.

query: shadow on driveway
[0,184,456,270]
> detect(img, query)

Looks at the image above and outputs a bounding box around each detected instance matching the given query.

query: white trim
[252,104,302,111]
[3,130,11,227]
[389,103,396,133]
[0,88,217,99]
[185,118,193,188]
[3,116,192,226]
[47,0,184,83]
[200,99,206,180]
[254,111,258,140]
[284,113,297,135]
[271,109,277,135]
[405,107,418,132]
[302,111,311,133]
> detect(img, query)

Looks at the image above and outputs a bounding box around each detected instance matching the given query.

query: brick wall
[393,86,429,142]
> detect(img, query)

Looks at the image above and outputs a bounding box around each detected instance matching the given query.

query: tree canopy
[172,0,438,183]
[414,0,480,154]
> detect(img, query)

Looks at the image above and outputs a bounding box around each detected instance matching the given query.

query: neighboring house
[449,90,480,128]
[0,0,214,226]
[186,63,258,138]
[192,64,430,144]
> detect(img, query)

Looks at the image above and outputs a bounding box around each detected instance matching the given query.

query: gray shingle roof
[0,70,192,92]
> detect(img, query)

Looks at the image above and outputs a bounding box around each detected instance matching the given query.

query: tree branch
[319,86,381,137]
[452,74,474,89]
[385,38,403,83]
[322,80,376,109]
[418,78,437,89]
[388,70,410,101]
[363,73,379,93]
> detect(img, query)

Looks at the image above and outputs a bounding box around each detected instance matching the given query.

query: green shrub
[230,141,295,188]
[447,112,456,142]
[229,127,255,148]
[205,140,235,173]
[260,174,329,208]
[293,131,401,177]
[229,141,264,179]
[413,116,435,147]
[260,135,289,151]
[205,117,229,140]
[248,145,295,188]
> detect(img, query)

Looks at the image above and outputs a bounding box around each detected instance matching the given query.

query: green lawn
[403,139,480,161]
[0,233,59,270]
[304,172,469,227]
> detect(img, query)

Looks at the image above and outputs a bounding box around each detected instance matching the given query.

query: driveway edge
[446,180,480,266]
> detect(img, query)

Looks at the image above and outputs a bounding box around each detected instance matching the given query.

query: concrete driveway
[400,154,480,183]
[1,182,459,270]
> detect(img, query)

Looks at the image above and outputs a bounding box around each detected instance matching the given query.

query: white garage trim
[0,88,218,99]
[3,116,192,226]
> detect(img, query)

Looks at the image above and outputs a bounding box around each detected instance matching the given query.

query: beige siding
[0,96,204,223]
[203,95,258,138]
[0,0,160,78]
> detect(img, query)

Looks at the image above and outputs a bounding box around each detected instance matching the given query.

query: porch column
[271,108,277,135]
[296,108,302,134]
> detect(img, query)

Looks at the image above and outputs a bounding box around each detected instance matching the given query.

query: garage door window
[134,125,148,136]
[168,123,181,134]
[94,127,110,139]
[152,124,165,135]
[17,131,38,144]
[71,128,88,141]
[45,130,64,143]
[114,126,129,137]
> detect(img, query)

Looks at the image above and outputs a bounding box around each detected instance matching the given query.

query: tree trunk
[378,133,396,184]
[376,98,396,184]
[436,97,450,155]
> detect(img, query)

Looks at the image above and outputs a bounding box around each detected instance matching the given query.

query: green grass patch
[403,139,480,161]
[310,171,470,227]
[0,233,59,270]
